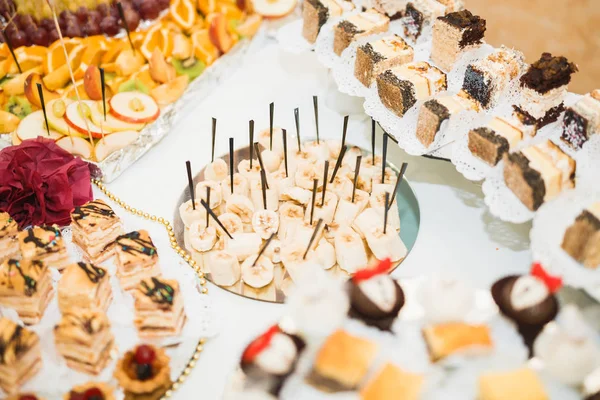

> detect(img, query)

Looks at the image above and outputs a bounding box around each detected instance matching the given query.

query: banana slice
[315,239,336,270]
[178,199,206,227]
[363,224,407,262]
[215,212,244,237]
[334,189,369,225]
[261,149,282,172]
[303,191,338,225]
[334,226,368,274]
[275,177,295,201]
[188,222,218,252]
[295,162,324,191]
[281,243,319,282]
[263,238,283,263]
[361,154,383,170]
[329,174,354,199]
[238,159,262,181]
[324,221,343,242]
[290,149,316,172]
[326,139,342,161]
[221,173,249,201]
[204,158,229,181]
[356,174,372,194]
[241,255,275,288]
[225,232,262,261]
[370,184,400,232]
[258,127,284,155]
[304,140,330,162]
[352,207,381,239]
[249,179,279,211]
[252,209,280,239]
[206,250,240,286]
[343,146,363,170]
[195,180,222,209]
[280,186,311,206]
[225,194,255,223]
[279,202,305,243]
[296,221,325,247]
[372,166,397,187]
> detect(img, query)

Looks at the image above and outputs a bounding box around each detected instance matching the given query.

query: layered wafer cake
[462,47,526,109]
[18,225,70,271]
[302,0,355,44]
[115,230,161,290]
[58,262,112,313]
[132,276,186,338]
[402,0,463,41]
[513,53,578,128]
[561,202,600,269]
[416,91,478,146]
[333,9,390,56]
[504,139,575,211]
[561,89,600,149]
[54,309,114,375]
[0,259,53,324]
[0,318,42,394]
[354,35,414,87]
[0,212,19,263]
[430,10,486,71]
[71,199,123,263]
[468,115,537,166]
[377,61,447,117]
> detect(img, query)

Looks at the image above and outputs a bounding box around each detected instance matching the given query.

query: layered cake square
[561,202,600,269]
[302,0,355,44]
[132,276,186,338]
[360,363,423,400]
[71,199,123,263]
[0,212,19,263]
[479,368,548,400]
[58,262,113,313]
[115,230,161,290]
[18,225,70,271]
[504,139,575,211]
[462,47,525,109]
[422,322,492,361]
[371,0,409,19]
[333,9,390,56]
[416,91,478,147]
[468,115,536,166]
[0,258,53,324]
[354,35,414,87]
[561,89,600,149]
[0,318,42,394]
[376,61,447,117]
[514,53,578,128]
[402,0,462,41]
[430,10,486,71]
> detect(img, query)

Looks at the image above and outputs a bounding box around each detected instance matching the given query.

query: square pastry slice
[514,53,578,128]
[333,9,390,56]
[462,47,525,109]
[360,363,423,400]
[0,212,19,263]
[0,259,53,325]
[71,199,123,263]
[402,0,462,41]
[422,322,492,361]
[479,367,548,400]
[355,35,414,87]
[54,308,114,375]
[18,225,70,271]
[371,0,409,19]
[561,202,600,269]
[133,276,186,338]
[430,9,486,71]
[0,317,42,394]
[65,382,115,400]
[504,139,575,211]
[302,0,355,44]
[561,89,600,149]
[115,230,161,290]
[377,61,447,117]
[58,262,113,313]
[468,114,536,166]
[307,330,378,392]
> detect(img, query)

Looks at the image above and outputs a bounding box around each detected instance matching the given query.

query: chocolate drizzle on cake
[140,277,175,305]
[117,231,157,258]
[0,214,17,239]
[562,108,589,149]
[0,323,33,365]
[506,152,546,210]
[76,261,106,284]
[440,10,486,48]
[520,53,578,94]
[463,65,492,107]
[23,226,61,253]
[7,259,41,296]
[72,200,116,225]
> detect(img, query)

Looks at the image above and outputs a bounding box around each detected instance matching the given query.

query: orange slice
[140,24,175,61]
[0,43,9,60]
[190,29,220,66]
[6,46,47,74]
[170,0,196,30]
[235,14,262,37]
[101,40,127,64]
[217,2,243,21]
[77,39,109,80]
[198,0,217,16]
[67,44,87,80]
[44,38,82,75]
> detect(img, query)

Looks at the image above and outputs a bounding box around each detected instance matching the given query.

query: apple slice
[64,100,109,139]
[109,92,160,124]
[89,101,145,132]
[16,110,63,141]
[208,13,233,53]
[55,136,93,159]
[46,98,75,136]
[95,130,140,161]
[252,0,296,18]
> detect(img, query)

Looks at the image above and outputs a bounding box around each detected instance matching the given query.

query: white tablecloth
[106,43,532,399]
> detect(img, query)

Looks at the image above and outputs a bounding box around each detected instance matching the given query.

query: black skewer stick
[371,118,376,164]
[329,146,347,184]
[294,108,301,152]
[249,120,254,169]
[382,132,389,184]
[99,68,107,121]
[388,162,408,209]
[310,178,318,225]
[253,233,276,267]
[303,218,323,260]
[2,30,21,73]
[229,138,234,194]
[185,161,196,210]
[352,155,362,203]
[211,118,216,162]
[313,96,320,144]
[116,2,135,54]
[383,192,390,234]
[282,128,288,177]
[206,186,211,228]
[269,102,274,151]
[321,160,329,207]
[342,115,348,149]
[36,83,50,136]
[254,142,269,189]
[260,168,268,210]
[200,199,233,239]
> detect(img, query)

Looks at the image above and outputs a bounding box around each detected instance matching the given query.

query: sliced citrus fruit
[44,38,81,75]
[217,2,243,21]
[140,24,175,61]
[0,43,9,60]
[172,33,193,60]
[198,0,217,16]
[66,44,87,80]
[170,0,196,30]
[190,29,220,66]
[101,40,127,64]
[43,64,72,91]
[235,14,262,37]
[6,46,47,74]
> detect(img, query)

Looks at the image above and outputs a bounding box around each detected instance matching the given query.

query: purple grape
[88,10,102,25]
[30,27,50,46]
[100,16,120,36]
[47,28,60,43]
[82,18,101,36]
[8,29,28,48]
[39,18,55,32]
[138,0,160,20]
[63,22,82,38]
[75,6,89,24]
[123,8,140,31]
[97,3,111,16]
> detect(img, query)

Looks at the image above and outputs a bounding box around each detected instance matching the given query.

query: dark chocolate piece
[346,279,405,331]
[513,102,565,128]
[463,65,492,108]
[520,53,578,94]
[586,393,600,400]
[561,107,589,149]
[403,2,424,40]
[505,152,546,211]
[439,10,486,48]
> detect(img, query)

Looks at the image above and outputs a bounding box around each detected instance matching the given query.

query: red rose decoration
[0,137,93,228]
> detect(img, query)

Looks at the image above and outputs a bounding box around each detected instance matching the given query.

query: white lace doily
[530,187,600,289]
[276,19,314,54]
[575,134,600,190]
[451,130,492,181]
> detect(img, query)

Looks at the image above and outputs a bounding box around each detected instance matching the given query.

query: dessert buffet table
[106,43,534,399]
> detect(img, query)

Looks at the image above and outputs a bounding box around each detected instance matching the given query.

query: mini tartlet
[114,345,171,396]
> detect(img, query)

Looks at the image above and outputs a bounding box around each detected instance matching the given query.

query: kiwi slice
[172,57,205,81]
[5,96,32,118]
[118,79,150,95]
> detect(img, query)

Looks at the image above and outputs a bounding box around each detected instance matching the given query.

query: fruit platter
[0,0,264,181]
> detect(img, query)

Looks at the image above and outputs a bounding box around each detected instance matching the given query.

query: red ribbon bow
[242,325,281,363]
[352,258,392,283]
[530,262,562,294]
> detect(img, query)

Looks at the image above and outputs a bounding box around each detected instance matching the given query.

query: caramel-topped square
[0,317,39,366]
[115,230,158,268]
[134,277,179,311]
[17,226,65,260]
[54,309,112,348]
[58,262,110,307]
[71,199,120,234]
[0,213,18,241]
[0,259,47,297]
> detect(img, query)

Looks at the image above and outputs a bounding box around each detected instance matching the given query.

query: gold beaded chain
[92,179,208,399]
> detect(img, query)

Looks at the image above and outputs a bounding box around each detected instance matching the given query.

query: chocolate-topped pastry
[402,0,463,41]
[240,325,305,397]
[0,212,19,263]
[561,89,600,149]
[491,263,561,355]
[302,0,355,44]
[561,201,600,269]
[115,230,161,290]
[354,35,414,87]
[333,9,390,56]
[346,258,405,331]
[17,225,70,271]
[0,317,42,394]
[58,262,113,313]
